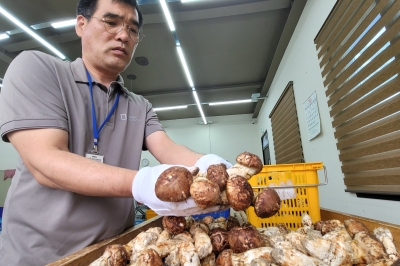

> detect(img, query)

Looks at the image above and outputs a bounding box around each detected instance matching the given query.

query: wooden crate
[47,215,161,266]
[48,209,399,265]
[321,208,400,249]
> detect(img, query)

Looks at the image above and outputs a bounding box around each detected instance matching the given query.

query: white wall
[140,114,262,168]
[257,0,399,225]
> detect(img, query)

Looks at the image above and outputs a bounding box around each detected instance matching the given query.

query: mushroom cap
[313,220,325,231]
[236,152,263,174]
[228,224,264,253]
[202,215,214,225]
[103,244,128,266]
[226,175,254,211]
[190,178,220,209]
[207,163,229,191]
[134,248,163,266]
[155,166,193,202]
[216,249,234,266]
[162,216,186,235]
[226,216,241,231]
[209,227,230,253]
[253,188,281,218]
[190,221,209,235]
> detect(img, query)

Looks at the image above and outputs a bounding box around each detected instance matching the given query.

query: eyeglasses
[92,16,144,43]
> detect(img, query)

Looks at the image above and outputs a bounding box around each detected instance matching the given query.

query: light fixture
[0,33,9,40]
[193,90,207,125]
[51,19,76,29]
[153,105,187,111]
[159,0,175,31]
[209,99,252,106]
[176,46,194,88]
[181,0,200,2]
[0,5,67,60]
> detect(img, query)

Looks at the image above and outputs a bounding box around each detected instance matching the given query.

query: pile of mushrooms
[155,151,282,218]
[90,213,399,265]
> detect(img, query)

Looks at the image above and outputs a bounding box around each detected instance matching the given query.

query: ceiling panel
[0,0,307,121]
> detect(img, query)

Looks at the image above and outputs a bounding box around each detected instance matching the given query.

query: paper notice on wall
[303,91,321,140]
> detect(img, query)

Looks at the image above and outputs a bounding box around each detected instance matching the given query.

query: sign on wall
[303,91,321,140]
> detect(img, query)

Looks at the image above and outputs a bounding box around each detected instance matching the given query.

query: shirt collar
[70,58,129,95]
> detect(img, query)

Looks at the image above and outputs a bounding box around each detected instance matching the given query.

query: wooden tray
[49,209,400,265]
[47,216,162,266]
[321,208,400,249]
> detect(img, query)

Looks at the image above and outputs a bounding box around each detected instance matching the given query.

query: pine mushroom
[226,175,254,211]
[252,188,281,218]
[162,216,186,235]
[228,224,265,253]
[226,152,263,180]
[155,166,194,202]
[207,163,229,191]
[209,227,230,253]
[190,175,221,209]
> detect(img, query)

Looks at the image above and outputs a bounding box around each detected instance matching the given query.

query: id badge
[85,150,104,163]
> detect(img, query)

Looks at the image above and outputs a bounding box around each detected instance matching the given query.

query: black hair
[76,0,143,28]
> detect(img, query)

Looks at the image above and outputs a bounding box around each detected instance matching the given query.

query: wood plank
[320,208,400,250]
[47,216,163,266]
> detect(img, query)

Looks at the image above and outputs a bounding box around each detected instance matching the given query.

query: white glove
[195,154,232,173]
[132,164,224,216]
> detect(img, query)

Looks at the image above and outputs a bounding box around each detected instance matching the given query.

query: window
[269,81,304,164]
[314,0,400,195]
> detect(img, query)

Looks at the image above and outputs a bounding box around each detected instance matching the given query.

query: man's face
[76,0,140,76]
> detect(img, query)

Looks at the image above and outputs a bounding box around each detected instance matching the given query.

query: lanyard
[86,69,120,153]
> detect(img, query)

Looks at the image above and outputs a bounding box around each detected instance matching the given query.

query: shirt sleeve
[0,51,68,142]
[142,100,164,150]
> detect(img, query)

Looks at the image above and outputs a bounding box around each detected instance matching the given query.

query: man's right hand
[132,164,224,216]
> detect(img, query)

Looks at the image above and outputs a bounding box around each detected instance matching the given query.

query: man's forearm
[30,149,136,197]
[8,128,135,197]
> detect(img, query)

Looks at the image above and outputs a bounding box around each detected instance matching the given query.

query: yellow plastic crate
[246,162,325,230]
[146,209,158,220]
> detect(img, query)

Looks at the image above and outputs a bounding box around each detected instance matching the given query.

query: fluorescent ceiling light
[51,19,76,29]
[0,33,9,40]
[153,105,187,111]
[0,5,66,60]
[193,91,207,125]
[176,46,194,88]
[159,0,175,31]
[209,99,252,106]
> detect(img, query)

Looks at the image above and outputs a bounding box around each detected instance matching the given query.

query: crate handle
[251,166,328,189]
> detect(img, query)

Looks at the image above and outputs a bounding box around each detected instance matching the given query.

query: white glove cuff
[132,167,151,204]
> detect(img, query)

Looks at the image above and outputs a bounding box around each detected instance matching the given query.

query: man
[0,0,230,264]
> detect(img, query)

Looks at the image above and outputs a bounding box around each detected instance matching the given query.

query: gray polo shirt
[0,50,164,265]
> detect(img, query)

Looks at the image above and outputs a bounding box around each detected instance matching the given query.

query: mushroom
[190,175,221,209]
[228,224,265,253]
[190,222,213,259]
[313,220,325,231]
[130,248,163,266]
[344,218,369,238]
[209,227,230,254]
[226,216,241,231]
[216,247,275,266]
[209,217,228,231]
[155,166,194,202]
[226,175,254,211]
[202,215,214,225]
[226,152,263,180]
[207,163,229,191]
[252,188,281,218]
[162,216,186,235]
[89,244,129,266]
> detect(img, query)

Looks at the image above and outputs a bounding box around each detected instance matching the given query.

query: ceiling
[0,0,307,122]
